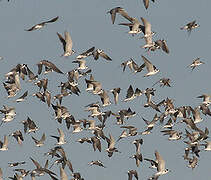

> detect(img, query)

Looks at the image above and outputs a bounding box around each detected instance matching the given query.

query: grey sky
[0,0,211,179]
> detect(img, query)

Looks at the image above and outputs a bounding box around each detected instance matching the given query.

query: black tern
[57,31,75,57]
[141,55,159,77]
[181,20,199,35]
[76,46,95,59]
[88,160,106,168]
[92,49,112,61]
[31,133,46,147]
[37,60,64,74]
[128,170,138,180]
[188,58,204,71]
[107,7,134,24]
[25,16,59,31]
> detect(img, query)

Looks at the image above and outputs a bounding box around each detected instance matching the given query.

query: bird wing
[41,60,64,74]
[40,133,46,143]
[57,32,66,52]
[43,16,59,24]
[58,128,65,142]
[143,0,149,9]
[126,85,134,98]
[99,51,112,61]
[118,8,135,23]
[155,150,165,172]
[30,157,42,169]
[141,55,154,72]
[109,133,115,149]
[60,167,68,180]
[64,31,73,53]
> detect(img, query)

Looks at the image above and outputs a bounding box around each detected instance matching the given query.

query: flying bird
[31,133,46,147]
[92,49,112,61]
[37,60,64,74]
[76,46,95,59]
[187,58,204,71]
[149,150,169,179]
[88,160,106,168]
[180,20,199,35]
[107,7,134,24]
[57,31,75,57]
[140,17,155,50]
[141,55,159,77]
[25,16,59,31]
[14,91,28,103]
[51,128,66,145]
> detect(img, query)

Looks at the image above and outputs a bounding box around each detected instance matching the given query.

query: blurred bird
[25,16,59,31]
[57,31,75,57]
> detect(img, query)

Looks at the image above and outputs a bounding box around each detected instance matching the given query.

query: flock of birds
[0,1,209,180]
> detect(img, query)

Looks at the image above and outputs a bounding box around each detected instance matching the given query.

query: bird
[141,55,159,77]
[57,31,75,57]
[105,133,120,157]
[127,170,138,180]
[0,105,16,125]
[3,81,19,98]
[180,20,199,35]
[160,129,182,140]
[201,141,211,151]
[72,121,83,133]
[110,87,121,105]
[197,94,211,105]
[31,133,46,147]
[127,18,142,35]
[188,58,204,71]
[107,7,134,24]
[21,117,39,133]
[124,85,142,102]
[13,169,30,178]
[51,128,66,145]
[30,157,57,178]
[140,17,155,50]
[132,138,144,153]
[149,150,169,179]
[152,78,171,87]
[130,152,143,167]
[25,16,59,31]
[14,91,28,103]
[8,161,25,167]
[92,49,112,61]
[144,158,158,169]
[142,114,159,129]
[154,39,170,54]
[88,160,106,168]
[34,79,48,91]
[37,60,64,74]
[90,136,101,152]
[187,156,198,169]
[117,130,128,142]
[85,79,102,94]
[121,58,145,73]
[76,46,95,59]
[72,59,88,70]
[10,130,24,145]
[121,126,138,137]
[98,90,111,106]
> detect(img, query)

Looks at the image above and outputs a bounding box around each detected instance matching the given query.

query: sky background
[0,0,211,179]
